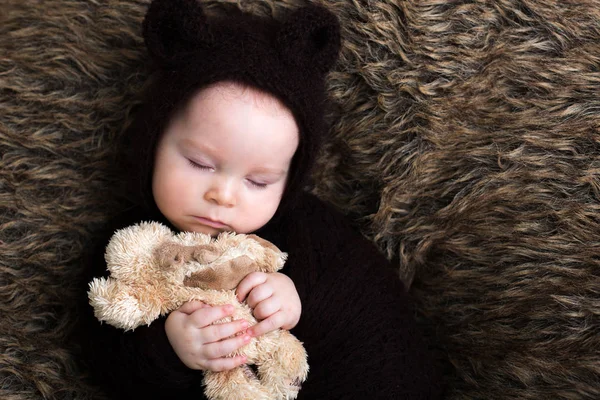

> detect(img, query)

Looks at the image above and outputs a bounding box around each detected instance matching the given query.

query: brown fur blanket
[1,1,599,399]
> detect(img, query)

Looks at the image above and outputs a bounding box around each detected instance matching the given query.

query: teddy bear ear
[142,0,213,67]
[276,4,341,75]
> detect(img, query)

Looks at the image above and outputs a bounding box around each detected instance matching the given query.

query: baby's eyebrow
[250,167,287,177]
[180,138,216,155]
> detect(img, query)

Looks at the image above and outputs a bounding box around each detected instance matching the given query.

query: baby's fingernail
[240,320,249,329]
[243,335,251,342]
[224,305,234,313]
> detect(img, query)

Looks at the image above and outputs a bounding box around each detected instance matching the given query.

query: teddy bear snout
[155,242,188,268]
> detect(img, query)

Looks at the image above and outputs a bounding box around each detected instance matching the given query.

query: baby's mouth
[193,216,228,229]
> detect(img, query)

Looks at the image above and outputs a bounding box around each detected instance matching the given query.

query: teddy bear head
[88,222,287,330]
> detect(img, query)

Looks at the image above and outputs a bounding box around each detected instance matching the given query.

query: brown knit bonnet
[120,0,341,218]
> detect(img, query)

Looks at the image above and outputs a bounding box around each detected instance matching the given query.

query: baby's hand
[165,301,251,372]
[236,272,301,337]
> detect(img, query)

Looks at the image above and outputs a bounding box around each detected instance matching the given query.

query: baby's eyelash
[187,158,268,188]
[248,180,268,189]
[188,159,211,170]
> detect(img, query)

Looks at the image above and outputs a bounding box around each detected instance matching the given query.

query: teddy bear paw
[286,377,303,390]
[241,364,259,381]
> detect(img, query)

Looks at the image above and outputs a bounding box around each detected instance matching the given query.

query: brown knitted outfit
[78,0,443,398]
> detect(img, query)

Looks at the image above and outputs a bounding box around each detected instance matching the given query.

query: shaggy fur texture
[1,0,599,399]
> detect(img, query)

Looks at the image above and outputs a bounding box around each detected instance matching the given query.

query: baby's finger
[189,304,234,328]
[202,319,250,343]
[177,300,207,315]
[203,334,252,359]
[203,355,248,372]
[249,311,285,337]
[236,272,268,302]
[246,284,273,309]
[253,296,280,320]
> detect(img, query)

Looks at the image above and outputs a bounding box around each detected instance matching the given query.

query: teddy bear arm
[88,278,163,331]
[254,331,309,397]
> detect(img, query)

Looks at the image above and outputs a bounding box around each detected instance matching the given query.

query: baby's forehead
[187,81,293,118]
[166,80,300,168]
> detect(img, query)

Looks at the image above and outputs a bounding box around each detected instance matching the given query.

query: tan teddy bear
[88,221,309,400]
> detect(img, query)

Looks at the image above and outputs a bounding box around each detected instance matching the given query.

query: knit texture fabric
[78,192,441,399]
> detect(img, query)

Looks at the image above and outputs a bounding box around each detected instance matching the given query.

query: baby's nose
[204,180,236,207]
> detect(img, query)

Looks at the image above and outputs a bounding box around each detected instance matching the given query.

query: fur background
[1,0,599,399]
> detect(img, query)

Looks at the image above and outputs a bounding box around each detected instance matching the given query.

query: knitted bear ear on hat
[276,4,341,75]
[142,0,212,67]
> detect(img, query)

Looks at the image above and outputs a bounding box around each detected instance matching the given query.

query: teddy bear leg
[255,331,309,399]
[203,367,272,400]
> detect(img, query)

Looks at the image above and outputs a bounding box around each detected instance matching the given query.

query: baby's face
[152,82,299,236]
